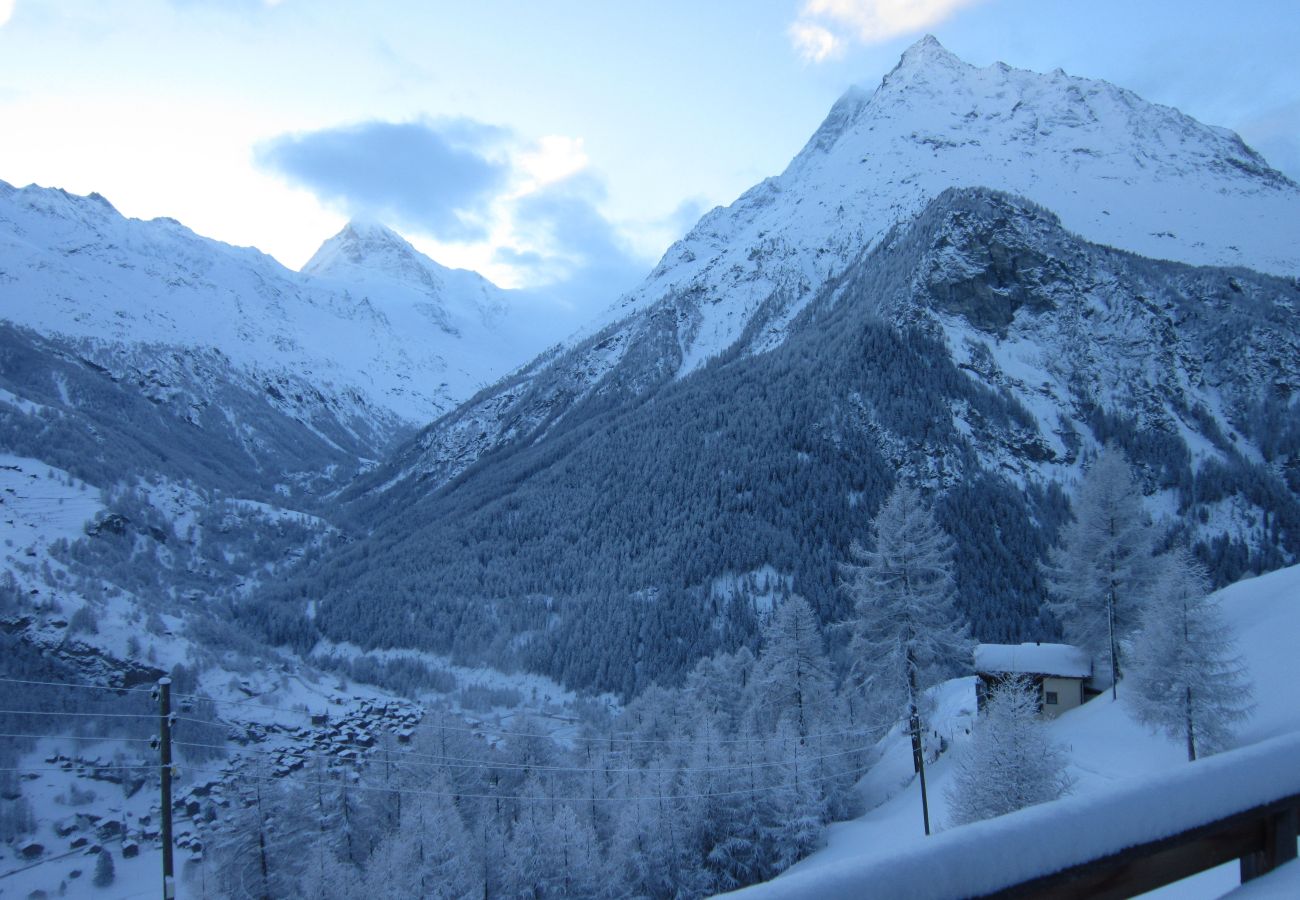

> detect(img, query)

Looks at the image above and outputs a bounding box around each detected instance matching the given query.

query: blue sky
[1,0,1296,315]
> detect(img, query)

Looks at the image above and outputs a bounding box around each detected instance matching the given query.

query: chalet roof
[974,642,1092,679]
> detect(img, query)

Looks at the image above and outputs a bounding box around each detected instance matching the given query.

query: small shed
[975,642,1093,719]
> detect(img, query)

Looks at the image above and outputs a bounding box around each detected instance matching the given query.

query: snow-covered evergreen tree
[1043,446,1161,696]
[547,803,606,898]
[947,676,1072,826]
[1128,547,1253,760]
[93,848,115,887]
[764,718,827,871]
[751,596,836,739]
[296,847,363,900]
[841,482,971,833]
[685,717,764,892]
[609,759,709,899]
[359,778,475,898]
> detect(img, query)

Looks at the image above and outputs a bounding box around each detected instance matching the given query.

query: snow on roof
[728,730,1300,900]
[974,643,1092,679]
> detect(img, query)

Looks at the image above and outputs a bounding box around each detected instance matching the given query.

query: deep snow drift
[730,563,1300,899]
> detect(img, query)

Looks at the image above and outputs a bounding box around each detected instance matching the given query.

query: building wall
[1040,675,1085,719]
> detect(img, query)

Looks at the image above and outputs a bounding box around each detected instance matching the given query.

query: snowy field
[731,563,1300,899]
[0,453,102,564]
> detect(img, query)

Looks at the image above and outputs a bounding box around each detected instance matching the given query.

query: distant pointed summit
[892,34,964,72]
[302,219,508,333]
[303,219,425,278]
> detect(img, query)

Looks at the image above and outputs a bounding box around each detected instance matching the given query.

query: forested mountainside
[366,37,1300,501]
[3,39,1296,704]
[3,31,1300,900]
[258,188,1300,697]
[0,178,561,680]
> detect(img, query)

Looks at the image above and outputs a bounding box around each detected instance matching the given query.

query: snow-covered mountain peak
[0,180,544,427]
[885,33,968,80]
[302,219,507,327]
[303,218,420,275]
[588,39,1300,378]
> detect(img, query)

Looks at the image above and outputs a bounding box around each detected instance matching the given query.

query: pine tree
[547,803,605,898]
[360,778,475,899]
[1043,446,1160,697]
[609,759,709,898]
[93,848,115,888]
[1127,547,1253,760]
[764,718,827,871]
[947,676,1072,826]
[751,596,835,739]
[841,482,971,835]
[686,717,764,892]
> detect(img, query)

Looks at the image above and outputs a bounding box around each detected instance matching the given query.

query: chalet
[974,642,1094,719]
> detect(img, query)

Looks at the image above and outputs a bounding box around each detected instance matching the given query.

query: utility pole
[156,677,176,899]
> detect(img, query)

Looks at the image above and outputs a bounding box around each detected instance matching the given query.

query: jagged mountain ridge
[0,180,559,686]
[371,36,1300,496]
[0,180,533,435]
[288,187,1299,696]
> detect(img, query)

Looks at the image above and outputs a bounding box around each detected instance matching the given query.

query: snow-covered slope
[0,181,536,430]
[381,36,1300,495]
[312,187,1298,698]
[732,563,1300,899]
[610,34,1300,374]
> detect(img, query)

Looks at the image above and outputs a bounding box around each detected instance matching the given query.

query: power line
[0,674,878,770]
[169,734,874,777]
[0,676,154,694]
[0,764,159,774]
[169,711,877,775]
[173,691,879,748]
[400,713,878,747]
[0,731,156,744]
[184,757,873,805]
[0,708,155,719]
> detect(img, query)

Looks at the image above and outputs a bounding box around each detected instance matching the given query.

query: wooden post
[1240,804,1299,882]
[911,708,931,836]
[158,677,176,899]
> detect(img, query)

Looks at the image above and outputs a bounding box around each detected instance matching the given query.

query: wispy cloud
[790,0,985,61]
[496,172,647,311]
[0,1,15,28]
[789,21,844,63]
[257,116,649,311]
[257,118,510,242]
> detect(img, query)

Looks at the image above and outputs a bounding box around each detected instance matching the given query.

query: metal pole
[158,677,175,899]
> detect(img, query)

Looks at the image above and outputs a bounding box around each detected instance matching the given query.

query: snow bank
[973,642,1091,678]
[1221,858,1300,898]
[729,730,1300,899]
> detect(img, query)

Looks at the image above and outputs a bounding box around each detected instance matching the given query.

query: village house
[974,642,1094,719]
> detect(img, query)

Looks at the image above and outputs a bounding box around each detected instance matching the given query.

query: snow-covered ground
[0,453,102,562]
[731,563,1300,899]
[3,559,1294,899]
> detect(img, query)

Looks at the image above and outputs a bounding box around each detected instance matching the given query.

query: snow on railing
[730,730,1300,899]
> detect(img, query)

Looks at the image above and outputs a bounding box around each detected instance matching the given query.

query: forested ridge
[243,188,1300,697]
